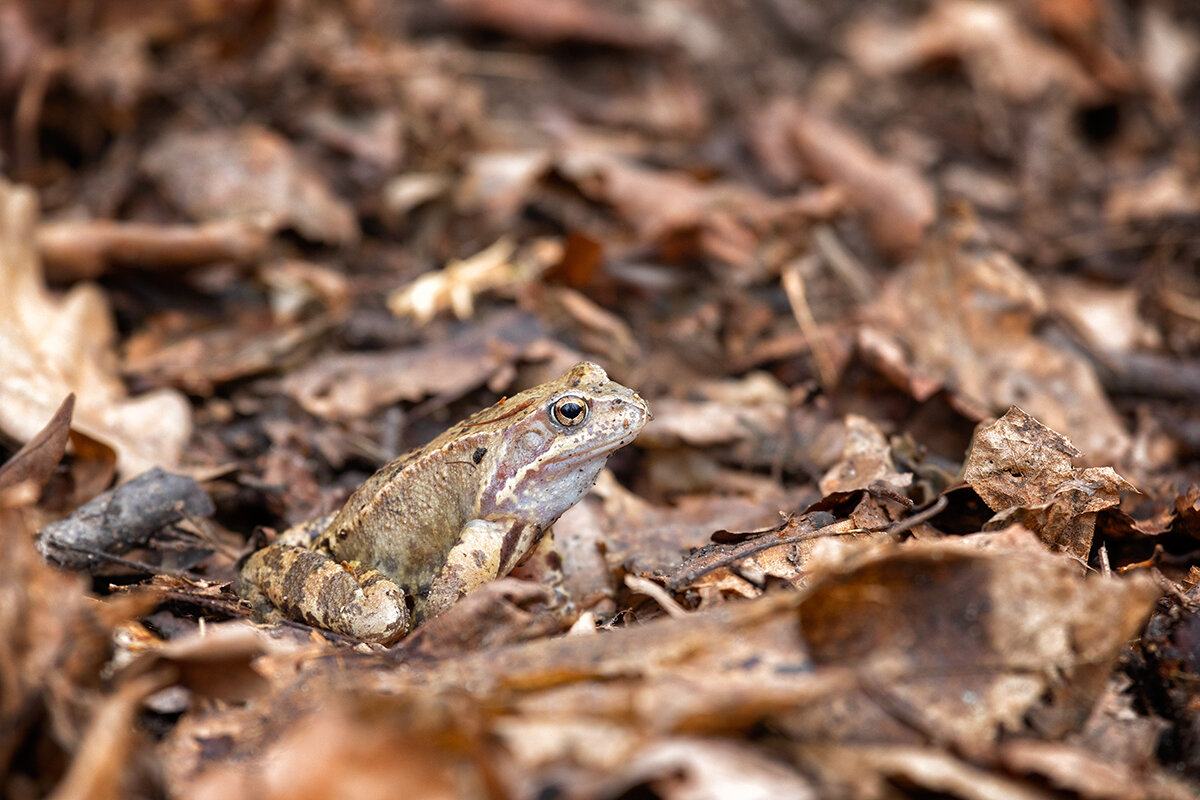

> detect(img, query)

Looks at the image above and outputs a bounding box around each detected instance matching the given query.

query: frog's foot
[239,545,410,645]
[423,517,531,620]
[509,529,569,611]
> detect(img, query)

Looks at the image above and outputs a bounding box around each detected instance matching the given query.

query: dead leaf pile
[1,0,1199,797]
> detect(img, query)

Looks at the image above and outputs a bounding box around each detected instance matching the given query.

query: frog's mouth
[542,430,640,467]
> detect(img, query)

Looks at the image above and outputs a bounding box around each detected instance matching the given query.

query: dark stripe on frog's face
[461,395,539,428]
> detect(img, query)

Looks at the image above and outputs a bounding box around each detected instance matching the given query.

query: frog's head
[475,362,649,570]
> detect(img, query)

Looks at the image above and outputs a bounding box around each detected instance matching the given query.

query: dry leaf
[787,532,1158,745]
[38,217,273,281]
[859,205,1129,462]
[386,237,524,323]
[439,0,669,49]
[280,310,545,420]
[790,112,935,258]
[0,180,191,477]
[963,407,1133,557]
[845,0,1103,102]
[0,392,73,494]
[143,126,359,247]
[819,415,912,495]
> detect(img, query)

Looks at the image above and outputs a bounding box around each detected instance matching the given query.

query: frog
[238,362,649,645]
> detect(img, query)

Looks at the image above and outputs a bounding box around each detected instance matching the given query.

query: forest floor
[2,1,1200,798]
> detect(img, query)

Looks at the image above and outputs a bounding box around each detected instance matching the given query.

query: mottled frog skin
[239,362,649,645]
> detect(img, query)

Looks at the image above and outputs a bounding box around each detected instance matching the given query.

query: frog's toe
[335,564,411,645]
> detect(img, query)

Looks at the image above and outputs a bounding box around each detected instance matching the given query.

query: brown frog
[239,362,649,644]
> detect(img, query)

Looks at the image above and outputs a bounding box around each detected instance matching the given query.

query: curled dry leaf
[963,407,1082,509]
[386,237,525,324]
[0,179,191,477]
[401,577,558,658]
[555,149,766,264]
[37,467,216,569]
[0,390,114,513]
[143,126,359,247]
[117,622,279,704]
[963,407,1133,558]
[747,98,934,257]
[0,392,73,495]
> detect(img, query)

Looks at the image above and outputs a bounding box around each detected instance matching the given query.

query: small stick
[624,574,689,619]
[782,256,839,389]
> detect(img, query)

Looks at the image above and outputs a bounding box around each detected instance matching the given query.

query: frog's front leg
[423,516,535,620]
[239,545,410,645]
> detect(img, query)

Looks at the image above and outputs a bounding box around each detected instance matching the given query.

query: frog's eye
[551,396,589,427]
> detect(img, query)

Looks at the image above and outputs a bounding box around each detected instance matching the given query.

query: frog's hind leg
[239,545,410,645]
[274,512,337,548]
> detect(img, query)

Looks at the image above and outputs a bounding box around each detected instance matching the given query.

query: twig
[624,574,689,619]
[869,495,948,537]
[813,224,873,302]
[71,546,207,581]
[782,256,839,389]
[667,523,862,591]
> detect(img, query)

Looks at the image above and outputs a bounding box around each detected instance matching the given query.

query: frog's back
[317,430,485,594]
